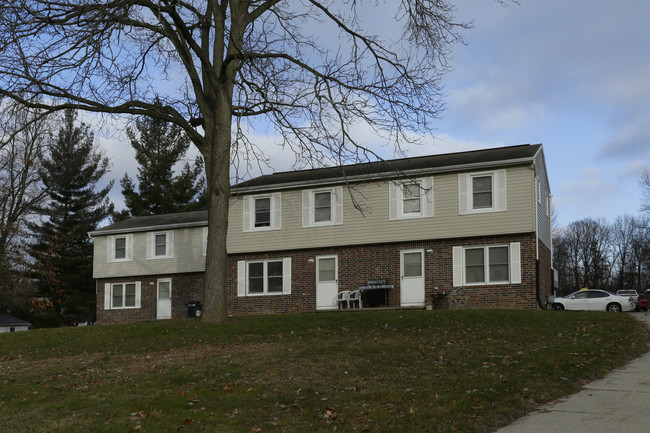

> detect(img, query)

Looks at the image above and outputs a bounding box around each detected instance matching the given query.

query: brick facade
[97,232,551,323]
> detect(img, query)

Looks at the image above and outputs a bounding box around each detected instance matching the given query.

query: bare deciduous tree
[641,168,650,218]
[0,1,476,322]
[0,103,49,313]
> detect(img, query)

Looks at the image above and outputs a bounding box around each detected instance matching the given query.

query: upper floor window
[107,234,133,262]
[254,197,271,228]
[472,175,493,209]
[389,177,434,220]
[147,231,173,259]
[302,186,343,227]
[458,170,506,215]
[243,192,281,232]
[314,191,332,223]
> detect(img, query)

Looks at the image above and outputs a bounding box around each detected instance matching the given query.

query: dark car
[639,293,648,312]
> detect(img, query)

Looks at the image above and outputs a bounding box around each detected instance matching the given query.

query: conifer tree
[29,109,113,323]
[116,103,206,221]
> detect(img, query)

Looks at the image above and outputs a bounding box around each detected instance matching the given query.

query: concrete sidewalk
[494,312,650,433]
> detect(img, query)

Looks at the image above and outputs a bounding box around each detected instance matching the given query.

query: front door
[157,279,172,319]
[401,249,425,307]
[316,255,338,310]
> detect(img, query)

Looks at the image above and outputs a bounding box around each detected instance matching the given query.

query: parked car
[616,290,640,310]
[638,293,648,312]
[552,289,636,312]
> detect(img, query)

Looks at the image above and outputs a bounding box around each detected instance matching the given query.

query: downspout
[533,163,547,310]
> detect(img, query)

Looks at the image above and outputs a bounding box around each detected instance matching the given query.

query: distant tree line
[0,104,205,326]
[553,214,650,296]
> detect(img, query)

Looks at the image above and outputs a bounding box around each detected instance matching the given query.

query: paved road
[494,312,650,433]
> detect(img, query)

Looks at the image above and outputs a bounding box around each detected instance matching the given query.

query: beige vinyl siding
[227,165,536,254]
[534,151,552,250]
[93,227,206,279]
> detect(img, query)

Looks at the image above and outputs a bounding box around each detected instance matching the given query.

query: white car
[616,290,640,310]
[552,289,636,312]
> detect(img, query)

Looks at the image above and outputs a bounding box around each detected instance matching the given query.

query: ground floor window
[237,258,292,296]
[104,282,141,309]
[453,242,521,286]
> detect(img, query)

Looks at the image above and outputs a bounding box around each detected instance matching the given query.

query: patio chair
[337,290,351,309]
[348,290,363,308]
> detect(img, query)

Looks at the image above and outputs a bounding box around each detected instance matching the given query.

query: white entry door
[157,279,172,319]
[401,249,425,307]
[316,255,338,310]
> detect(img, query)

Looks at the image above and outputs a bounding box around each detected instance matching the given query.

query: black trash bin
[187,301,202,318]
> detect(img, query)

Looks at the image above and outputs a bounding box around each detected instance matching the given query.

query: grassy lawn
[1,309,647,433]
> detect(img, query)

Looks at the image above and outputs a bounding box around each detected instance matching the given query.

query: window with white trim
[107,234,133,262]
[458,170,506,214]
[237,258,292,296]
[243,193,281,231]
[389,177,434,220]
[302,187,343,227]
[104,282,141,309]
[452,243,521,286]
[147,231,173,259]
[536,176,542,204]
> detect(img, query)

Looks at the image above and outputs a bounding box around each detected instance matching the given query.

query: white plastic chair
[348,290,363,309]
[337,290,351,308]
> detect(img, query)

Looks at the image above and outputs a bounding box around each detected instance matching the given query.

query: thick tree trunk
[200,99,233,323]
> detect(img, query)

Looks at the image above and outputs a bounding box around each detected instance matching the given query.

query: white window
[243,193,281,231]
[104,282,141,309]
[536,176,542,204]
[147,231,173,259]
[546,194,552,217]
[389,177,434,220]
[458,170,506,214]
[452,243,521,286]
[302,187,343,227]
[107,234,133,262]
[237,258,292,296]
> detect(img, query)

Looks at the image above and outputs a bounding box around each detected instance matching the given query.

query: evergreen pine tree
[116,101,206,221]
[29,109,113,323]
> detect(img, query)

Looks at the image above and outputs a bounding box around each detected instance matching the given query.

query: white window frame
[302,186,343,227]
[147,231,173,260]
[546,194,552,218]
[389,177,434,220]
[104,282,141,310]
[458,170,507,215]
[536,176,542,204]
[243,192,281,232]
[107,234,133,262]
[452,242,521,286]
[237,258,292,296]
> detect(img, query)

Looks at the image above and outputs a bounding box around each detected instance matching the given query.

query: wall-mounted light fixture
[308,258,315,264]
[425,249,433,254]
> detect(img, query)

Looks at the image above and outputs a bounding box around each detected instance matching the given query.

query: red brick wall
[97,273,204,324]
[227,232,539,315]
[97,232,541,323]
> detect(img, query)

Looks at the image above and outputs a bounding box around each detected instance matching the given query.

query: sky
[99,0,650,227]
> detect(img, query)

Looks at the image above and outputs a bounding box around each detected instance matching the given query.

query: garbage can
[187,301,202,318]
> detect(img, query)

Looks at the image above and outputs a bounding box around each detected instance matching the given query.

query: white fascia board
[88,220,208,238]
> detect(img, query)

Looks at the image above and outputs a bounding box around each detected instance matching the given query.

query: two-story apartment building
[90,143,553,324]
